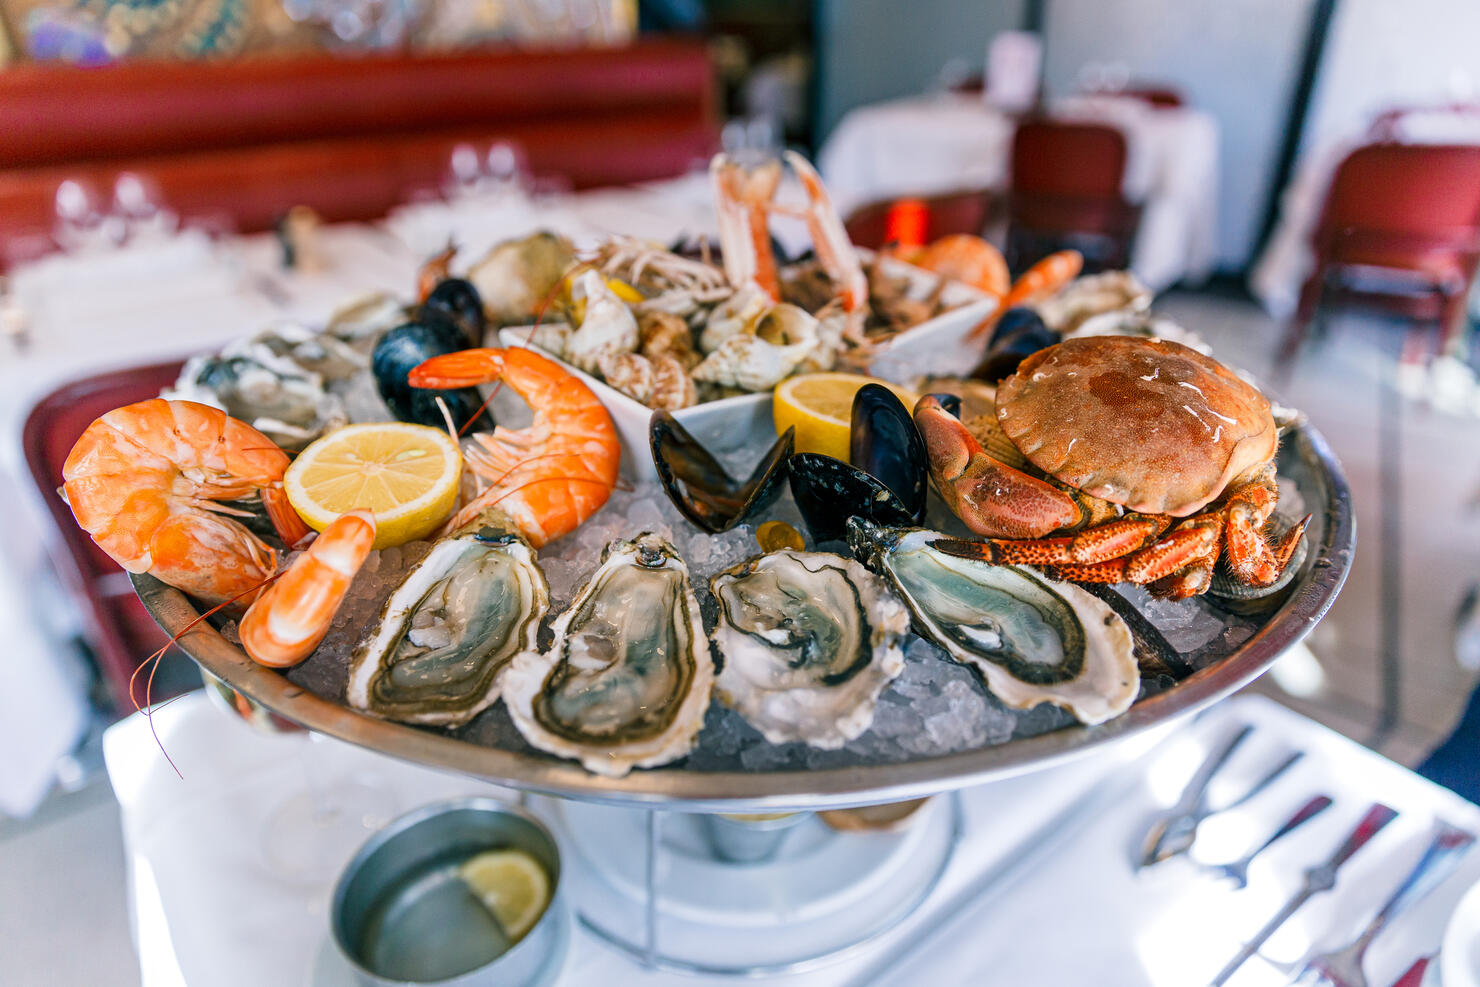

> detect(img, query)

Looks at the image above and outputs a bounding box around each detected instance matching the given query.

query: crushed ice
[278,479,1264,772]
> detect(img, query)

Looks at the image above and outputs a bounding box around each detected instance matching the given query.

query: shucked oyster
[848,519,1138,725]
[710,550,909,748]
[346,512,548,727]
[502,533,712,777]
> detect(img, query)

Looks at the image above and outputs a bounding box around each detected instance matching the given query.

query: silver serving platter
[134,425,1353,813]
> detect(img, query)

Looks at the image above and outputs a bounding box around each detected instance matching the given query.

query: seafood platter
[69,152,1352,810]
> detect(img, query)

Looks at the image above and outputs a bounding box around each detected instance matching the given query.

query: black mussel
[651,412,793,533]
[850,384,928,519]
[925,392,963,419]
[372,319,493,432]
[971,307,1059,383]
[422,277,485,347]
[788,453,918,545]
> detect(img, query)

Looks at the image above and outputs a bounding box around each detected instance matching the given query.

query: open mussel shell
[788,453,919,545]
[372,318,493,432]
[971,307,1059,383]
[421,277,486,347]
[650,411,794,534]
[850,384,928,518]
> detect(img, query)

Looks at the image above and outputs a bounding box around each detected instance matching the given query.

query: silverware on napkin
[1205,794,1334,889]
[1140,725,1305,868]
[1294,820,1475,987]
[1210,802,1398,986]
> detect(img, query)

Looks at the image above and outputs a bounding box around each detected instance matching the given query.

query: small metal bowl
[701,812,810,864]
[332,798,568,986]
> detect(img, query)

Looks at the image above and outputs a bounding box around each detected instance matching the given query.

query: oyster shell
[710,551,909,748]
[502,533,712,776]
[345,514,548,726]
[847,519,1139,725]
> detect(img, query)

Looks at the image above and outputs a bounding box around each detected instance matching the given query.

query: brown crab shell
[995,336,1277,517]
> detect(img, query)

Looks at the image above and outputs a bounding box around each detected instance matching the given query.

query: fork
[1295,820,1475,987]
[1204,794,1333,888]
[1141,745,1304,868]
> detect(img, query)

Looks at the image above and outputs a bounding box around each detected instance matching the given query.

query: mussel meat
[650,411,793,533]
[372,318,494,432]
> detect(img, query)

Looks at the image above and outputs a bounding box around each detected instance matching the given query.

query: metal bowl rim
[133,424,1354,813]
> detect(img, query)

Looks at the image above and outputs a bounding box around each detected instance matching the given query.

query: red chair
[843,188,994,250]
[22,362,191,712]
[1006,118,1140,272]
[1280,143,1480,361]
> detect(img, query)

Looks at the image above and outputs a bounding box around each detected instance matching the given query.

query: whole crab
[917,336,1308,599]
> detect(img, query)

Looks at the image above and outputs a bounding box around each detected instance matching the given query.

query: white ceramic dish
[497,328,772,485]
[496,256,996,483]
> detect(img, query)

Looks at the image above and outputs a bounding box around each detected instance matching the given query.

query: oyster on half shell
[502,533,712,777]
[346,512,549,727]
[710,550,910,748]
[847,519,1139,725]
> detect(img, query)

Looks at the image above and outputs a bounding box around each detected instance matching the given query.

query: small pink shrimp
[239,510,377,668]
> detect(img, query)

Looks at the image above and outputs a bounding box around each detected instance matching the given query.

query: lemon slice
[284,423,462,550]
[773,373,920,461]
[458,849,551,943]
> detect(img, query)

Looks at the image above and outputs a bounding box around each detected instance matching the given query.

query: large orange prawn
[62,399,310,605]
[407,345,619,547]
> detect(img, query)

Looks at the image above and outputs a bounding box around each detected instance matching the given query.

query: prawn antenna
[129,572,281,779]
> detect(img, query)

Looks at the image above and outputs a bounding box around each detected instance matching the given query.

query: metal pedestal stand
[548,794,966,977]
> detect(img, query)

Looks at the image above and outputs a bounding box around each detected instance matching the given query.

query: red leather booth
[0,38,718,263]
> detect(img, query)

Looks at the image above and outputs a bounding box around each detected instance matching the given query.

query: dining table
[104,690,1480,986]
[816,92,1221,291]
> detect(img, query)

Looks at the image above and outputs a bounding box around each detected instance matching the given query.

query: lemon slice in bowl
[458,849,551,943]
[773,373,920,461]
[284,423,462,550]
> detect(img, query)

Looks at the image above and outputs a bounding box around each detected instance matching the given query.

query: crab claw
[913,394,1081,539]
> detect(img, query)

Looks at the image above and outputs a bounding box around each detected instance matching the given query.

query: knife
[1210,802,1398,986]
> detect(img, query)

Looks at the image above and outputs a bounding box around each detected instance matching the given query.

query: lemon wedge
[284,423,462,549]
[772,373,920,461]
[458,849,551,943]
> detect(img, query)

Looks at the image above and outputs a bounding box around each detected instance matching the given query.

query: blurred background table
[817,92,1219,290]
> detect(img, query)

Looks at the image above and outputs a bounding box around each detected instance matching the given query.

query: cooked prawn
[906,235,1010,296]
[407,346,619,547]
[968,249,1084,339]
[62,398,310,605]
[239,509,377,668]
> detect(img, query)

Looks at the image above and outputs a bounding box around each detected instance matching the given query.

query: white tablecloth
[817,93,1221,290]
[103,692,1480,986]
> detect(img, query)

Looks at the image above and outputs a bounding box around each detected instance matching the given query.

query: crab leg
[935,513,1220,590]
[782,151,870,344]
[1222,465,1310,587]
[710,154,783,299]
